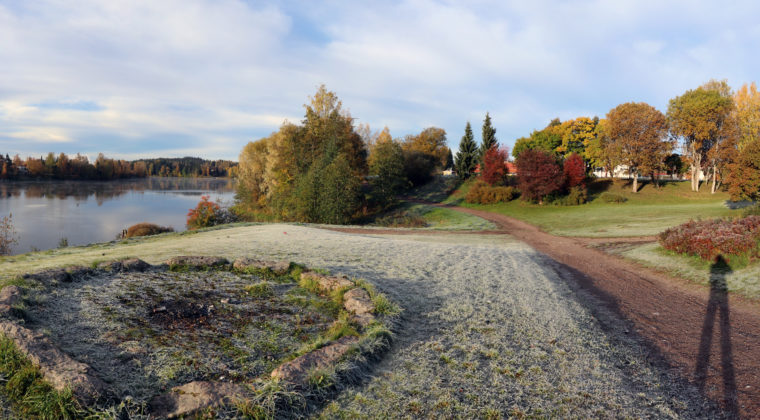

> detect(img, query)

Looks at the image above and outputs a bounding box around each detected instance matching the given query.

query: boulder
[164,256,229,269]
[351,313,376,328]
[300,272,354,293]
[233,258,290,275]
[0,285,22,316]
[343,288,374,315]
[148,381,248,419]
[0,321,106,405]
[271,335,358,384]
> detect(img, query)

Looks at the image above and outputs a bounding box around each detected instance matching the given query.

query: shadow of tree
[695,255,738,416]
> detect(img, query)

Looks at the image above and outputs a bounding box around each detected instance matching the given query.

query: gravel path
[215,225,717,418]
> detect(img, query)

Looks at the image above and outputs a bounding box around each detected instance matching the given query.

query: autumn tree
[563,153,586,189]
[479,112,498,163]
[556,117,598,158]
[455,122,478,180]
[512,120,562,159]
[368,128,407,206]
[733,82,760,151]
[481,146,509,186]
[402,127,449,186]
[725,138,760,201]
[607,102,670,192]
[516,149,564,203]
[584,119,620,177]
[236,136,270,211]
[667,84,734,192]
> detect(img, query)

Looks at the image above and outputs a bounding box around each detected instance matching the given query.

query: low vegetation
[659,216,760,263]
[465,181,517,204]
[124,223,174,238]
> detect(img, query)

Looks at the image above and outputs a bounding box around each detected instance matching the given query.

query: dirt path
[329,206,760,419]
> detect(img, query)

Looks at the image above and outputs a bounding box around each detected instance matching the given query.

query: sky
[1,0,759,161]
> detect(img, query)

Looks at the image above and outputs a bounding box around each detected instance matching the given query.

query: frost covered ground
[1,224,720,418]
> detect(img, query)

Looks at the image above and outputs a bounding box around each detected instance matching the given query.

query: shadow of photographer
[695,254,738,417]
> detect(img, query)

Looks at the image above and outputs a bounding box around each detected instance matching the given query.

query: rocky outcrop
[300,272,354,292]
[164,256,228,269]
[149,381,248,419]
[233,258,290,275]
[270,336,359,384]
[343,288,374,315]
[121,258,152,272]
[0,321,106,404]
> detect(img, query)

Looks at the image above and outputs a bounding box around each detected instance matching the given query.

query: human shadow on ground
[695,255,738,417]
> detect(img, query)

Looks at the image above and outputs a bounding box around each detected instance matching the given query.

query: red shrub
[516,149,564,203]
[563,153,586,189]
[481,146,509,186]
[187,195,221,230]
[658,216,760,261]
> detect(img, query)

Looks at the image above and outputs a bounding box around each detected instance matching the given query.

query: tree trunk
[632,171,638,193]
[711,164,717,194]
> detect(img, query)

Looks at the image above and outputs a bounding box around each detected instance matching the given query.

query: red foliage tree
[563,153,586,189]
[481,146,509,185]
[516,149,564,203]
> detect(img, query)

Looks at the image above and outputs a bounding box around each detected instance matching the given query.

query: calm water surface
[0,177,235,254]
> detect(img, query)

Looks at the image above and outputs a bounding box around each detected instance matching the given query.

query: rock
[300,272,354,293]
[148,381,247,419]
[0,286,22,316]
[164,256,229,269]
[121,258,151,272]
[233,258,290,275]
[271,335,358,384]
[351,313,376,328]
[0,321,106,405]
[343,288,374,315]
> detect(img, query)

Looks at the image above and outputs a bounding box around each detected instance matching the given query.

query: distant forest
[0,152,237,181]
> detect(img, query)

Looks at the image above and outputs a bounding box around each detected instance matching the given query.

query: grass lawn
[446,178,742,237]
[370,202,495,230]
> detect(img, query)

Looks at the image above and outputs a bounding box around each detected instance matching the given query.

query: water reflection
[0,177,235,254]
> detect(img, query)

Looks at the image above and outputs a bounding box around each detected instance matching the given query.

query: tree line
[236,85,453,223]
[0,153,237,181]
[463,79,760,202]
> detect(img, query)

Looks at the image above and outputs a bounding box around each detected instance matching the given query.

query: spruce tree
[479,112,498,163]
[455,122,478,180]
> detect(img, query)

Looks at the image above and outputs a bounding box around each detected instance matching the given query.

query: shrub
[557,186,587,206]
[125,223,174,238]
[516,149,564,203]
[465,181,517,204]
[563,153,586,189]
[600,192,627,203]
[186,196,238,230]
[658,216,760,261]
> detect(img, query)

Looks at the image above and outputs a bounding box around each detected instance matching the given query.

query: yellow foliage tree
[733,82,760,151]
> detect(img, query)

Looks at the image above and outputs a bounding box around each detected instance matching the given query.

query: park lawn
[447,178,742,237]
[372,202,495,230]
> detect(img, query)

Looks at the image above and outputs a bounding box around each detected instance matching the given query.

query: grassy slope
[446,178,739,237]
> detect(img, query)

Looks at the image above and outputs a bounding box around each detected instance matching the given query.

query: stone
[351,313,376,328]
[0,285,22,316]
[121,258,151,272]
[148,381,247,419]
[271,335,358,384]
[300,272,354,293]
[233,257,290,275]
[343,288,374,315]
[0,321,106,405]
[164,256,229,269]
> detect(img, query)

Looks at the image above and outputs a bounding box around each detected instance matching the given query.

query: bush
[125,223,174,238]
[557,186,587,206]
[465,181,517,204]
[658,216,760,261]
[187,196,238,230]
[480,146,509,186]
[563,153,586,189]
[600,192,627,203]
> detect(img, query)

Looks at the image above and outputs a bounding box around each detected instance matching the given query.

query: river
[0,177,236,255]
